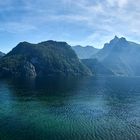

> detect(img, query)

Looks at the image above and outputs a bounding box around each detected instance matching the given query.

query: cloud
[106,0,128,8]
[59,0,140,47]
[0,0,140,49]
[0,22,36,33]
[118,0,128,8]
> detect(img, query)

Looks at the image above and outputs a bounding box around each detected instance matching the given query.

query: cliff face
[0,51,5,58]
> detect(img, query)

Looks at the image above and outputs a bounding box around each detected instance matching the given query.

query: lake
[0,76,140,140]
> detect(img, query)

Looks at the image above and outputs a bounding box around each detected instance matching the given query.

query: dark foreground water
[0,76,140,140]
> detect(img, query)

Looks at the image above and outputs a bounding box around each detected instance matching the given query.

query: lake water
[0,76,140,140]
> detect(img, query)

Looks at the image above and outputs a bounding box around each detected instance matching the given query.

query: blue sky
[0,0,140,52]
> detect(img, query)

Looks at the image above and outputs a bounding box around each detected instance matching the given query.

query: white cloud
[0,0,140,48]
[106,0,128,8]
[57,0,140,47]
[118,0,128,8]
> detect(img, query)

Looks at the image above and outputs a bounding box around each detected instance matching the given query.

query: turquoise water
[0,76,140,140]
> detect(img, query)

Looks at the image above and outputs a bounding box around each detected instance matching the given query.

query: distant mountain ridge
[72,45,99,59]
[0,36,140,78]
[82,59,114,76]
[93,36,140,76]
[0,40,92,78]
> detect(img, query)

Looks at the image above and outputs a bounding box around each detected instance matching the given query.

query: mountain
[82,59,114,76]
[93,36,140,76]
[72,45,99,59]
[0,40,92,78]
[0,51,5,58]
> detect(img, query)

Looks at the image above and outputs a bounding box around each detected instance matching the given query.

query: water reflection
[0,76,140,140]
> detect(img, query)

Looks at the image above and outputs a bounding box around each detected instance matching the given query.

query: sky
[0,0,140,53]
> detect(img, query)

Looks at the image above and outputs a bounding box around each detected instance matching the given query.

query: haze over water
[0,76,140,140]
